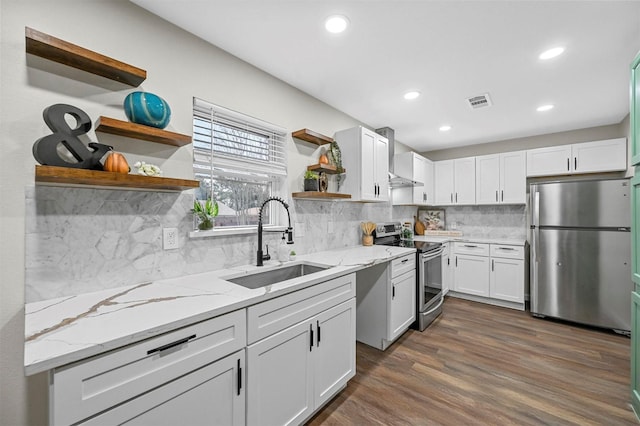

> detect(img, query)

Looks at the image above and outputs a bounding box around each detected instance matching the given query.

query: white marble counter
[413,235,527,246]
[24,245,414,376]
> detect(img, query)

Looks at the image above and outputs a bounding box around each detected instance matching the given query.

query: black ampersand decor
[32,104,112,170]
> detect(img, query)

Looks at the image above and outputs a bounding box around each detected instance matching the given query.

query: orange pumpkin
[104,152,130,174]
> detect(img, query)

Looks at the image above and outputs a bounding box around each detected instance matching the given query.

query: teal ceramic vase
[124,92,171,129]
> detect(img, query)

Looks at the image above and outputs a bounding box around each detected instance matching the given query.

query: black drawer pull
[401,258,409,263]
[463,244,478,248]
[498,247,516,251]
[147,334,196,355]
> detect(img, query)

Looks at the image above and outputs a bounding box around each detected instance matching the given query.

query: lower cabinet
[632,291,640,416]
[50,309,247,425]
[81,350,245,426]
[246,273,356,425]
[246,299,356,426]
[454,253,490,296]
[452,242,525,310]
[356,254,416,351]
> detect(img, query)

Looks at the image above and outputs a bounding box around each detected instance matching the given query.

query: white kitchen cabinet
[356,254,416,350]
[50,309,247,426]
[392,152,434,205]
[434,157,476,205]
[335,126,389,201]
[441,242,452,295]
[81,350,245,426]
[247,299,356,426]
[476,151,526,204]
[489,244,525,304]
[454,253,490,297]
[450,241,525,310]
[390,270,417,340]
[526,138,627,177]
[246,274,356,425]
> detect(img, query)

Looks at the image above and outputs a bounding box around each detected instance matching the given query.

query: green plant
[304,170,319,180]
[289,250,296,256]
[193,198,218,230]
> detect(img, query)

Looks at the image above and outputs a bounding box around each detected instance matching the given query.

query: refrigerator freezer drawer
[532,228,632,330]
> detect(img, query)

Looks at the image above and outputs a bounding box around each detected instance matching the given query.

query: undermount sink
[226,262,330,289]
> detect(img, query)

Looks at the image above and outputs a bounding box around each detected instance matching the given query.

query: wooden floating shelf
[306,164,345,175]
[35,165,199,192]
[95,116,192,147]
[292,191,351,200]
[25,27,147,87]
[292,129,334,146]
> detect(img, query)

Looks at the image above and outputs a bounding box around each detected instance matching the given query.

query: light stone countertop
[24,244,415,376]
[413,235,527,246]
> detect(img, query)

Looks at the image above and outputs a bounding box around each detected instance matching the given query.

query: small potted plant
[193,198,218,230]
[289,250,297,261]
[304,170,319,191]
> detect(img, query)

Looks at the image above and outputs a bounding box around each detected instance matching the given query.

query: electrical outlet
[327,221,334,234]
[163,228,179,250]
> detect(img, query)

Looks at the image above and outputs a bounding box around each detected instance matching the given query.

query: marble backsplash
[25,187,527,303]
[442,204,527,239]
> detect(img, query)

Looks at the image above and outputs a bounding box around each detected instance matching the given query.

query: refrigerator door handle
[532,191,540,227]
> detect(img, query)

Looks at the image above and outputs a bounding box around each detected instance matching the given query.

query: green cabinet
[630,49,640,418]
[632,53,640,166]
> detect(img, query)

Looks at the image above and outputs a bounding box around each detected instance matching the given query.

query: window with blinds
[193,98,287,227]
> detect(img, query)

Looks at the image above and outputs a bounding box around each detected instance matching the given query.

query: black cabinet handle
[447,258,450,265]
[317,320,321,346]
[450,193,453,203]
[401,258,409,263]
[501,190,504,202]
[496,190,498,202]
[567,158,570,171]
[147,334,196,355]
[463,244,478,248]
[574,157,577,170]
[455,256,458,267]
[455,192,458,203]
[492,259,494,271]
[237,358,242,395]
[310,324,314,351]
[392,285,395,299]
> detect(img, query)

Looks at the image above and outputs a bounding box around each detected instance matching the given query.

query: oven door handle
[423,296,444,316]
[422,247,444,260]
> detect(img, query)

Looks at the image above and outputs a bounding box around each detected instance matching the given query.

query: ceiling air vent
[467,93,492,109]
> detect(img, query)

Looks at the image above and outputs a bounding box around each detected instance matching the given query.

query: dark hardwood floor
[308,297,637,425]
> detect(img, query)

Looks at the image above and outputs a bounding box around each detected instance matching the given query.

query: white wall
[0,1,384,424]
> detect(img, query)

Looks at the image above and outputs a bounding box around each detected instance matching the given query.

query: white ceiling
[132,0,640,152]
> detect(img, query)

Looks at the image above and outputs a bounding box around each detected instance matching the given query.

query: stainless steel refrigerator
[530,178,632,332]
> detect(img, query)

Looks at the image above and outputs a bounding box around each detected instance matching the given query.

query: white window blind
[192,98,287,228]
[193,98,287,181]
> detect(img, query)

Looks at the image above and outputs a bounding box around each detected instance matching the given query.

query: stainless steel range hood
[375,127,424,189]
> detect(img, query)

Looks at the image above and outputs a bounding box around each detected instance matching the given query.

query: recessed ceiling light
[536,104,555,112]
[539,47,565,60]
[439,125,452,132]
[403,91,420,100]
[325,15,349,34]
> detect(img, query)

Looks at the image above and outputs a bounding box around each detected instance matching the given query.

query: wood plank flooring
[307,297,637,426]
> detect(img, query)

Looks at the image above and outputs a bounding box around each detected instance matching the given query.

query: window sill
[189,225,287,239]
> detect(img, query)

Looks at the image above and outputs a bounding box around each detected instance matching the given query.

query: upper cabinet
[392,152,434,206]
[434,157,476,205]
[476,151,526,205]
[335,126,389,202]
[527,138,627,177]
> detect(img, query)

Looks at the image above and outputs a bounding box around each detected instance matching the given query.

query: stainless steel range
[374,222,444,331]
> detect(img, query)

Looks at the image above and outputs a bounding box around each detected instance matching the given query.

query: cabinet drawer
[247,273,356,344]
[490,244,524,259]
[391,254,416,278]
[51,309,246,426]
[454,242,489,256]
